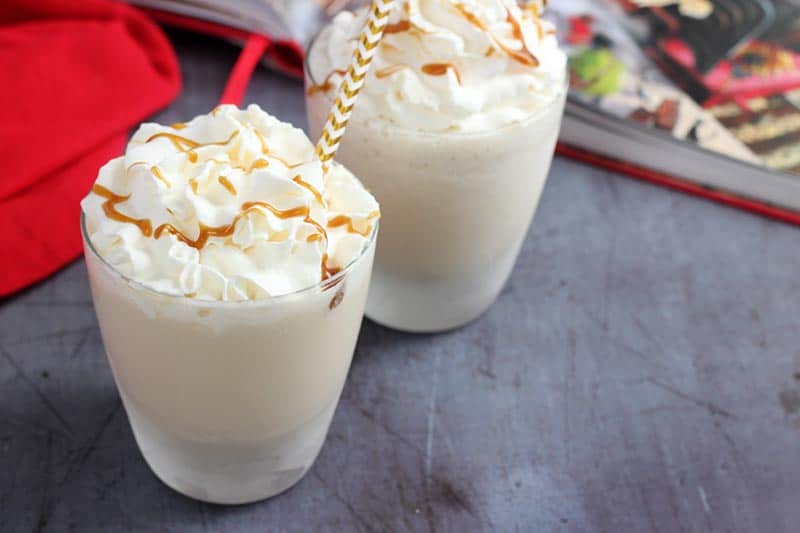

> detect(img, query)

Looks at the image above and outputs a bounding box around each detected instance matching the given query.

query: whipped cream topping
[309,0,566,132]
[81,104,379,301]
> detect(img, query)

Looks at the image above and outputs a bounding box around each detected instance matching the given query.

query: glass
[82,213,376,504]
[305,34,567,332]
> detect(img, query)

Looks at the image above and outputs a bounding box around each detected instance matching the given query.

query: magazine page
[566,0,800,176]
[549,0,761,165]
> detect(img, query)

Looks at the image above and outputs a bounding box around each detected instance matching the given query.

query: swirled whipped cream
[81,104,379,301]
[308,0,566,132]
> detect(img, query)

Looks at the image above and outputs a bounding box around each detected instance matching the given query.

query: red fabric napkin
[0,0,181,297]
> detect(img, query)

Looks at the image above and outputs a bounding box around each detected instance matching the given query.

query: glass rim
[304,26,569,139]
[81,211,378,307]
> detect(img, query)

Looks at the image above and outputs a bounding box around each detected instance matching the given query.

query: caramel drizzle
[253,130,305,169]
[153,200,327,257]
[321,253,340,281]
[243,201,335,279]
[91,185,153,237]
[145,130,240,163]
[376,64,409,79]
[307,68,347,96]
[218,176,237,195]
[92,123,365,282]
[421,63,463,85]
[170,122,187,130]
[384,20,411,34]
[327,211,380,237]
[453,4,539,67]
[293,175,325,206]
[251,159,270,170]
[151,166,172,188]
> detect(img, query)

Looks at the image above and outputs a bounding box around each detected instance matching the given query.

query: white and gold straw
[315,0,397,171]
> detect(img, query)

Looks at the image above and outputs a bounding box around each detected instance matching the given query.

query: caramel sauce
[92,126,357,283]
[384,20,411,34]
[91,185,153,237]
[145,130,240,163]
[321,252,341,281]
[326,211,380,237]
[421,63,463,85]
[242,201,332,279]
[146,132,201,150]
[454,3,487,31]
[454,4,539,67]
[328,284,345,310]
[485,46,496,57]
[151,166,172,188]
[253,130,305,169]
[307,68,347,96]
[170,122,187,130]
[376,64,409,79]
[243,201,328,246]
[218,176,237,195]
[293,175,325,206]
[152,200,321,252]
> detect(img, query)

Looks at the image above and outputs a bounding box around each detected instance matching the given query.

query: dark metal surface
[2,30,799,532]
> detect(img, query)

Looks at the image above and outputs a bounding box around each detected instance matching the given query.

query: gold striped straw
[315,0,397,172]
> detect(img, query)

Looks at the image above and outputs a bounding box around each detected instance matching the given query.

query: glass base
[365,243,520,333]
[125,398,338,505]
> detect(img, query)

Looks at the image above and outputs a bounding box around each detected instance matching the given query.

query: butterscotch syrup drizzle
[453,4,539,67]
[376,64,409,79]
[91,185,153,237]
[307,69,348,96]
[421,63,463,85]
[242,201,337,279]
[170,122,187,130]
[218,176,237,195]
[151,166,172,188]
[253,130,305,169]
[91,124,369,281]
[327,211,380,237]
[145,130,240,163]
[384,20,411,34]
[323,3,541,94]
[292,175,325,206]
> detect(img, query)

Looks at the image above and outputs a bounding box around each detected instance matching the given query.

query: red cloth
[0,0,180,297]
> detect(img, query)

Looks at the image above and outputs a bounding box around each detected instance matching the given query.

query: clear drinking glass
[305,36,567,332]
[82,214,376,504]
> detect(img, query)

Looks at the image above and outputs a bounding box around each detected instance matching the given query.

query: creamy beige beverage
[306,0,566,332]
[81,104,379,504]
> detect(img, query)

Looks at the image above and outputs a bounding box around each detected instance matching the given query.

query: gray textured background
[2,30,799,532]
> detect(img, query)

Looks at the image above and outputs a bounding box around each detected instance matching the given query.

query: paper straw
[315,0,397,171]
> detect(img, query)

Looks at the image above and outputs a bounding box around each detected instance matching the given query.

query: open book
[550,0,800,220]
[128,0,800,221]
